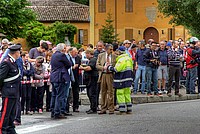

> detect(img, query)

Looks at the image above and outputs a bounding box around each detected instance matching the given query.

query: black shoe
[86,109,92,113]
[54,115,67,119]
[87,110,97,114]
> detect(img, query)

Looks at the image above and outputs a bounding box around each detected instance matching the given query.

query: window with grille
[98,0,106,13]
[125,0,133,12]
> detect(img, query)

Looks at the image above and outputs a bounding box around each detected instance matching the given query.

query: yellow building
[90,0,190,45]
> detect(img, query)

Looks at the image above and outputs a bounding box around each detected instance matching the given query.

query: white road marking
[16,123,62,134]
[16,117,93,134]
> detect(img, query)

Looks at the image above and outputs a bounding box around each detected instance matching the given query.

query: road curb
[79,94,200,105]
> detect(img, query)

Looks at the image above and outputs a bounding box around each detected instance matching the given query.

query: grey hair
[56,43,66,51]
[105,44,113,50]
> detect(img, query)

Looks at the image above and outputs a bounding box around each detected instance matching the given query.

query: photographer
[185,37,200,94]
[79,49,98,114]
[143,42,160,96]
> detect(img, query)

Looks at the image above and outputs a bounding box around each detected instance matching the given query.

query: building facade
[90,0,190,45]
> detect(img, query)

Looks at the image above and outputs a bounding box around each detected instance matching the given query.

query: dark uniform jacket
[0,55,20,98]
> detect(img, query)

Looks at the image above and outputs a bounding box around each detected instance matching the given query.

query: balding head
[96,41,104,51]
[69,47,78,58]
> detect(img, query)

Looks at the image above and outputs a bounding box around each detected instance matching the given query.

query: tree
[100,13,119,44]
[23,21,46,48]
[0,0,36,39]
[157,0,200,38]
[24,21,78,48]
[69,0,89,5]
[47,21,77,45]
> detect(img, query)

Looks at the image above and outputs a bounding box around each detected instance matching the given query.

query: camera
[152,56,160,66]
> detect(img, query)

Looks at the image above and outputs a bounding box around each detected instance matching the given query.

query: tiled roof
[28,0,90,22]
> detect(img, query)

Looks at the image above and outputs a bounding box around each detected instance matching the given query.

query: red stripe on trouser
[0,98,8,134]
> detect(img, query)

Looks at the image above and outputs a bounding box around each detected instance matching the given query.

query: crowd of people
[0,36,200,133]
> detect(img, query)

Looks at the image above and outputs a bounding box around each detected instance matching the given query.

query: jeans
[50,82,65,116]
[186,67,197,93]
[146,67,158,94]
[134,65,146,93]
[61,82,70,113]
[198,65,200,93]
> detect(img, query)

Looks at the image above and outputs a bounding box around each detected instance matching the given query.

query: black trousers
[0,97,17,134]
[86,76,98,111]
[15,84,21,123]
[44,83,51,111]
[31,86,44,112]
[167,65,180,94]
[71,82,79,110]
[21,83,32,113]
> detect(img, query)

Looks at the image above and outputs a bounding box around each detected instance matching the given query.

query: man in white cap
[123,40,132,58]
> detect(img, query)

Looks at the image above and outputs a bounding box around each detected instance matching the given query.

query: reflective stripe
[0,98,8,131]
[4,70,20,82]
[119,104,126,112]
[114,78,133,83]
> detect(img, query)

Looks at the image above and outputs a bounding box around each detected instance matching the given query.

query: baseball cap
[166,41,172,47]
[117,46,126,51]
[123,40,131,44]
[190,37,199,43]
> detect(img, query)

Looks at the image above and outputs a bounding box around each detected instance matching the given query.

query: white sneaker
[163,90,168,94]
[81,88,87,94]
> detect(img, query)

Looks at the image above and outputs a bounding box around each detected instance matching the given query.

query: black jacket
[143,48,160,68]
[0,55,21,98]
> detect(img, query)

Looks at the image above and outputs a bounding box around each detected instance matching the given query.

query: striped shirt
[168,48,183,66]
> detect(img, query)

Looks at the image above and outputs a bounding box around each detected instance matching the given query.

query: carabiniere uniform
[0,54,20,133]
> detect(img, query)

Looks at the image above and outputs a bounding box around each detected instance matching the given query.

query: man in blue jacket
[50,43,71,119]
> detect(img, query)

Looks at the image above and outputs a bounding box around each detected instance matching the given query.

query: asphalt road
[16,100,200,134]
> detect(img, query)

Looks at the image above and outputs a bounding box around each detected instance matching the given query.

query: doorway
[143,27,159,43]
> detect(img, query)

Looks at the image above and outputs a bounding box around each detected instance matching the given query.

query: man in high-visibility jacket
[108,46,133,115]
